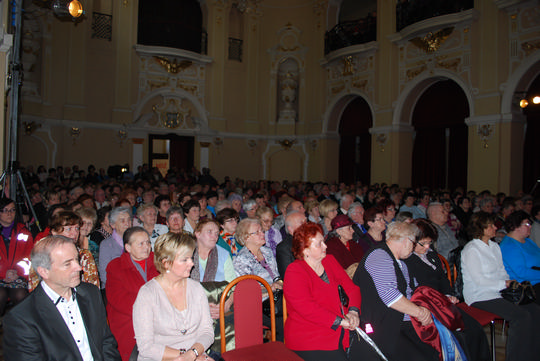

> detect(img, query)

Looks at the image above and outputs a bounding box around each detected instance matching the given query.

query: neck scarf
[221,231,239,256]
[191,246,218,282]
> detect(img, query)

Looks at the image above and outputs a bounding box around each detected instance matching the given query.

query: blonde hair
[153,232,196,273]
[137,203,158,217]
[386,221,419,243]
[319,199,338,218]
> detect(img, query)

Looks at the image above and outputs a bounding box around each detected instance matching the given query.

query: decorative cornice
[464,114,527,125]
[493,0,536,10]
[321,41,378,66]
[369,124,415,134]
[388,9,478,45]
[134,45,213,65]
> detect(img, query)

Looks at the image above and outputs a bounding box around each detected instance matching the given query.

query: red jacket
[284,255,361,351]
[0,223,34,279]
[106,251,159,361]
[325,235,365,270]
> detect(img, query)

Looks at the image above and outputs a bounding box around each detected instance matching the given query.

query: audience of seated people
[3,163,540,360]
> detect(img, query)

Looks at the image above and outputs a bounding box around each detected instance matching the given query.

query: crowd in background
[2,162,540,361]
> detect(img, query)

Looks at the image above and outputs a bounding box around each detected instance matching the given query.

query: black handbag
[500,281,536,305]
[262,288,283,317]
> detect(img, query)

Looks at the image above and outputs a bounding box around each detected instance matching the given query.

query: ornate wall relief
[268,24,308,124]
[388,10,476,92]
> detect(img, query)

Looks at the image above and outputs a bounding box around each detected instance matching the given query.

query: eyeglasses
[521,222,531,227]
[224,218,239,223]
[417,241,432,248]
[1,208,16,214]
[248,229,264,236]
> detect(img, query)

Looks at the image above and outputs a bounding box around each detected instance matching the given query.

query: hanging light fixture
[52,0,84,19]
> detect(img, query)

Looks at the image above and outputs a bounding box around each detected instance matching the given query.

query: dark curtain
[412,128,446,189]
[339,97,373,185]
[138,0,203,52]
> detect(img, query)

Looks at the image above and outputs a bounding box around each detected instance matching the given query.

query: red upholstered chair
[219,275,302,361]
[457,303,500,361]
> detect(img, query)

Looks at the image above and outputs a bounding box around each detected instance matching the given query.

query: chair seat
[456,303,499,326]
[222,341,303,361]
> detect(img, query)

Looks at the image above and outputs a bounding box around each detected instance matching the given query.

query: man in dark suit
[348,202,367,240]
[276,211,306,277]
[4,235,120,361]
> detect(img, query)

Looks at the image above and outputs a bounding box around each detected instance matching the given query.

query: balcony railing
[325,15,377,55]
[396,0,473,31]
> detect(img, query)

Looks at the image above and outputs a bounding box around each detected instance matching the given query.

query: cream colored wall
[9,0,539,191]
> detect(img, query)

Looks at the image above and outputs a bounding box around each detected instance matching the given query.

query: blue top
[500,235,540,284]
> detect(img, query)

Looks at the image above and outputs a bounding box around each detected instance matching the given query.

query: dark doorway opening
[148,134,194,177]
[411,79,469,190]
[338,97,372,185]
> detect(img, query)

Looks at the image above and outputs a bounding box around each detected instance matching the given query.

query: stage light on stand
[52,0,84,20]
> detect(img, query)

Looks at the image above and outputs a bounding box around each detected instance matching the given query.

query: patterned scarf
[191,246,219,282]
[220,231,239,256]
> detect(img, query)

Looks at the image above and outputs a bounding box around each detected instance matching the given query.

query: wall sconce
[123,0,129,7]
[310,139,318,151]
[70,127,80,145]
[116,129,128,147]
[247,139,257,155]
[213,137,223,153]
[52,0,84,20]
[477,124,493,149]
[375,133,387,152]
[23,121,41,135]
[276,139,296,150]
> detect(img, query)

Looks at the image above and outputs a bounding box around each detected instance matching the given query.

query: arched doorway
[523,72,540,193]
[411,80,469,190]
[339,97,372,185]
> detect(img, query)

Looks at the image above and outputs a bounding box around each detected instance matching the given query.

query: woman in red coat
[106,226,159,360]
[0,198,33,315]
[284,222,361,361]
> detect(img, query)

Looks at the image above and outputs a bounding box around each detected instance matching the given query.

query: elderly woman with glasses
[233,218,282,291]
[500,210,540,303]
[216,208,242,258]
[29,211,100,291]
[352,221,438,361]
[404,219,491,361]
[357,206,386,253]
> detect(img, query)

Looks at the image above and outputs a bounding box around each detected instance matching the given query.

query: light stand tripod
[1,0,41,232]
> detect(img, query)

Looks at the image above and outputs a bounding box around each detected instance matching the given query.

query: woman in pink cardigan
[283,222,361,361]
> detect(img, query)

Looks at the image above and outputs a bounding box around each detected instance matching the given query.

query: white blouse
[461,238,509,305]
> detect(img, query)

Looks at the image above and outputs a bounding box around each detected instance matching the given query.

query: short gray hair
[109,206,132,225]
[166,206,184,220]
[243,199,257,212]
[31,235,74,276]
[386,221,419,243]
[236,218,262,246]
[347,202,363,216]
